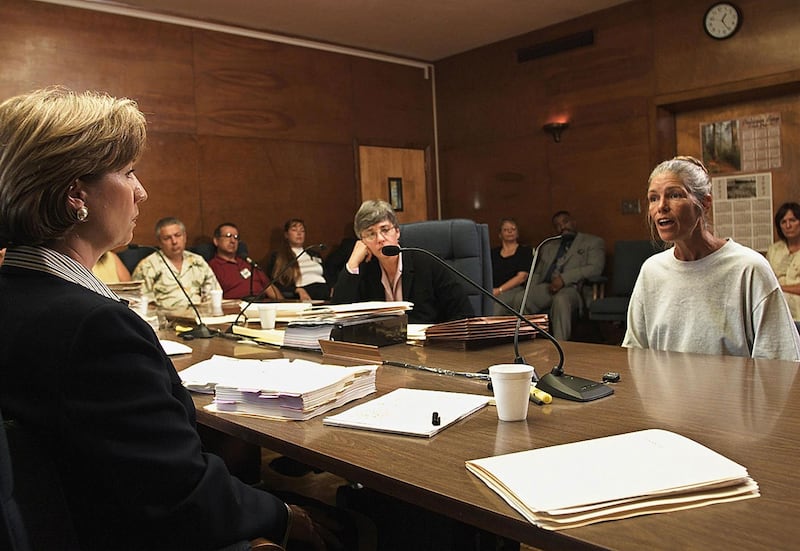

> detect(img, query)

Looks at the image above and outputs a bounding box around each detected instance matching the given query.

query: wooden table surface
[166,330,800,551]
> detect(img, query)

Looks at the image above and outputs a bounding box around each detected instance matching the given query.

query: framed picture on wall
[388,177,404,211]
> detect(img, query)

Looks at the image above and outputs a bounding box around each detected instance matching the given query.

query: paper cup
[209,289,223,313]
[489,364,534,421]
[257,303,278,330]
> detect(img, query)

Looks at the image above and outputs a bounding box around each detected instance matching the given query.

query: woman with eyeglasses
[331,199,474,323]
[622,156,800,360]
[267,218,330,301]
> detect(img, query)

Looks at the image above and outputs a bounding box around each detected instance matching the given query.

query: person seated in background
[132,216,221,309]
[331,199,474,324]
[267,218,329,301]
[491,217,533,315]
[523,210,605,340]
[623,156,800,360]
[91,250,131,283]
[766,202,800,324]
[0,87,332,550]
[208,222,279,300]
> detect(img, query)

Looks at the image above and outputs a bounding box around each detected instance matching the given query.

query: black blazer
[0,266,287,550]
[331,252,474,324]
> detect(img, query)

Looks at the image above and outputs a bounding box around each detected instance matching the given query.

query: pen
[383,360,490,380]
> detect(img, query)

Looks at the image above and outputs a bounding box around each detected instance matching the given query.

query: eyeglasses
[219,232,239,240]
[361,225,396,242]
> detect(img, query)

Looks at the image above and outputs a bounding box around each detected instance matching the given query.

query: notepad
[323,388,490,437]
[466,429,759,530]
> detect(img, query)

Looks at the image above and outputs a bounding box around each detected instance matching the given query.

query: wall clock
[704,2,742,39]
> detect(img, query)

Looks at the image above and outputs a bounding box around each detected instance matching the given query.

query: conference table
[165,328,800,551]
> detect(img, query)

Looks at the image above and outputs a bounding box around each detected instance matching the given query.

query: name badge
[240,268,252,279]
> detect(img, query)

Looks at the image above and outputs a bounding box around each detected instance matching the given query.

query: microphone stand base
[179,324,218,340]
[535,372,614,402]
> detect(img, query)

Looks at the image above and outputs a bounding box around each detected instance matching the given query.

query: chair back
[118,245,154,274]
[588,240,660,325]
[609,240,661,297]
[399,219,493,316]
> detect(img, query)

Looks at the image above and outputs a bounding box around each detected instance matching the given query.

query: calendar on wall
[711,172,773,252]
[701,112,782,174]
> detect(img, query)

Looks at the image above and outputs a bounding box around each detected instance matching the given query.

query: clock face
[704,3,741,39]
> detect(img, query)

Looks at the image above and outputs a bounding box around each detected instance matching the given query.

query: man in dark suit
[524,211,605,340]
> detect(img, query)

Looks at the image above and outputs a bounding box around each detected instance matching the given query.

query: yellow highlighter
[530,384,553,405]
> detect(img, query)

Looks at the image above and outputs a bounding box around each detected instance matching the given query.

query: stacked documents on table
[179,355,378,420]
[108,280,144,306]
[466,429,759,530]
[239,301,316,323]
[425,315,549,349]
[282,302,412,351]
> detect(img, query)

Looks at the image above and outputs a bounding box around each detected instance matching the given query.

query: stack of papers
[108,279,144,305]
[283,311,408,351]
[296,301,413,320]
[324,388,490,437]
[178,355,378,420]
[425,315,549,349]
[238,301,316,323]
[466,429,759,530]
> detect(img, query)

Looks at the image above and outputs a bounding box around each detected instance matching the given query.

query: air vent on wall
[516,30,594,63]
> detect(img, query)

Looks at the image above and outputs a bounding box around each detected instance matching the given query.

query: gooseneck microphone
[512,235,613,402]
[242,255,260,299]
[130,245,217,340]
[381,244,613,402]
[380,244,546,369]
[513,235,562,365]
[227,243,326,331]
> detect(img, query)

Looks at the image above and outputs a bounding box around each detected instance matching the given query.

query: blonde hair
[0,87,146,247]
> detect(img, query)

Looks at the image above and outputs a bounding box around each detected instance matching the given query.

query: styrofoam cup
[209,289,223,312]
[257,303,278,330]
[489,364,534,421]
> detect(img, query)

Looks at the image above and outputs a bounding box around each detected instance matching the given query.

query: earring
[76,206,89,222]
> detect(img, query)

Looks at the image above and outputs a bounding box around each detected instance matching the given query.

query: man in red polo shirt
[208,222,279,300]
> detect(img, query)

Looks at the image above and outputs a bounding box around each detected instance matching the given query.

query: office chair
[399,219,493,316]
[117,244,154,274]
[588,240,660,338]
[0,408,282,551]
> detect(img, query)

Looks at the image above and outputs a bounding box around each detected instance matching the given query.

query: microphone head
[381,245,401,256]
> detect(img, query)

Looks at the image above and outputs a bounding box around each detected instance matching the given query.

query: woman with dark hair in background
[490,217,533,315]
[766,201,800,322]
[267,218,330,301]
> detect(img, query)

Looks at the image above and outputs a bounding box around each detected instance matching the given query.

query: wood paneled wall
[436,0,800,253]
[2,0,799,272]
[0,0,434,262]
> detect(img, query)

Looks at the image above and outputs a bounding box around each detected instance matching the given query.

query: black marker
[431,412,441,426]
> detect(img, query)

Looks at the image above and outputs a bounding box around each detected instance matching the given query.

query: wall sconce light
[543,121,569,143]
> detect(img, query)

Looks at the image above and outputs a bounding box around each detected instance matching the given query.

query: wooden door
[358,145,430,224]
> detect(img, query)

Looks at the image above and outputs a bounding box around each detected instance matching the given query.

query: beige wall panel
[359,147,427,225]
